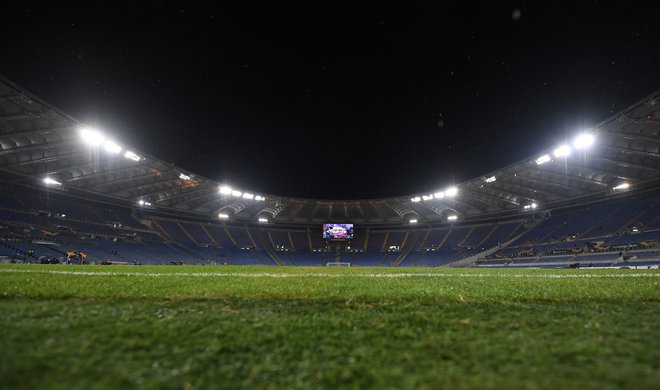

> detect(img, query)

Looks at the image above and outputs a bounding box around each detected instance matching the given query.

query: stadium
[1,76,659,269]
[1,75,660,388]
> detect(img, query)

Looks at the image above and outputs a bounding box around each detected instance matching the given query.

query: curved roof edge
[1,75,659,225]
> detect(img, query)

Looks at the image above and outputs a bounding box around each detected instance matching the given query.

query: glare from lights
[553,145,571,158]
[445,187,458,197]
[242,193,255,200]
[409,219,418,224]
[218,213,229,219]
[523,202,538,210]
[43,177,61,186]
[484,176,496,183]
[138,199,152,206]
[124,151,141,161]
[79,127,105,146]
[411,196,421,203]
[536,154,551,165]
[434,191,445,199]
[179,173,191,181]
[103,140,122,154]
[573,133,595,149]
[254,195,266,201]
[231,190,242,197]
[613,183,630,190]
[447,215,458,221]
[422,194,434,201]
[258,217,269,223]
[219,185,232,195]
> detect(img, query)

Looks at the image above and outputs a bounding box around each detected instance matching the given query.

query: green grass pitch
[1,264,659,389]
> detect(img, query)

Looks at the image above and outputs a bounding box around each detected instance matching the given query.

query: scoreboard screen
[323,224,354,240]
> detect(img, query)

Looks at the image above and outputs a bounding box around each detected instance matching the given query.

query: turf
[1,265,659,389]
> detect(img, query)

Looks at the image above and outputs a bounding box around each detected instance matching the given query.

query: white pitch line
[1,269,659,279]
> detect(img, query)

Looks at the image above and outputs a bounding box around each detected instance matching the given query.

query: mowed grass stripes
[1,265,659,389]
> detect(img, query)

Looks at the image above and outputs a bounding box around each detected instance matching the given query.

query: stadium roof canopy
[1,76,659,225]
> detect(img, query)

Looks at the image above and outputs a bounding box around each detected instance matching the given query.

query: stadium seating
[1,186,659,268]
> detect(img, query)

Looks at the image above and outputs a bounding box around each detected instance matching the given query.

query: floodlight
[43,177,61,186]
[258,217,268,223]
[242,193,254,200]
[411,196,421,203]
[179,173,191,181]
[531,202,538,209]
[484,176,496,183]
[573,133,594,149]
[445,187,458,197]
[218,213,229,219]
[447,215,458,221]
[535,154,551,165]
[124,151,141,161]
[523,202,538,210]
[553,145,571,158]
[79,127,105,146]
[219,185,232,195]
[103,140,122,154]
[231,190,242,197]
[613,183,630,190]
[422,194,433,201]
[434,192,445,199]
[409,219,418,224]
[138,199,151,206]
[254,195,265,201]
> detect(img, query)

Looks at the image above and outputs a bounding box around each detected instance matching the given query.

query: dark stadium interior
[1,2,659,199]
[1,3,660,269]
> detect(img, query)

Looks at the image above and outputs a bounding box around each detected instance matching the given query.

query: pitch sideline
[1,268,659,279]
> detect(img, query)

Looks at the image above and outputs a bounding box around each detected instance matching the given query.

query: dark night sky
[1,1,659,199]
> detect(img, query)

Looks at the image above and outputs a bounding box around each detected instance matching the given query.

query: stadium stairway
[251,229,284,265]
[457,228,534,268]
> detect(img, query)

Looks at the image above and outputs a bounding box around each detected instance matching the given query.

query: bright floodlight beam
[258,217,268,223]
[445,187,458,197]
[573,133,595,149]
[124,151,141,161]
[447,215,458,221]
[411,196,421,203]
[219,185,232,195]
[409,219,418,224]
[218,213,229,219]
[242,193,254,200]
[553,145,571,158]
[613,183,630,190]
[231,190,242,197]
[536,154,551,165]
[103,140,122,154]
[79,127,105,146]
[43,177,61,186]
